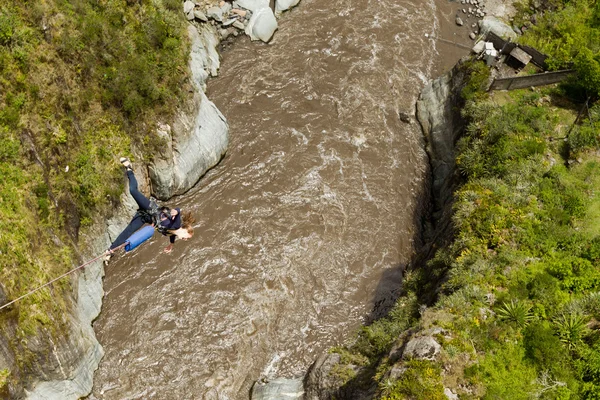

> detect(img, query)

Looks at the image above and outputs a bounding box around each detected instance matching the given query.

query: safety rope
[0,242,128,312]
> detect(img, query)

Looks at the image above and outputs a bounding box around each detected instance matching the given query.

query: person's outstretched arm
[163,234,176,253]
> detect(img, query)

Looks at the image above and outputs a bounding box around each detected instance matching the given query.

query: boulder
[220,1,232,14]
[183,0,195,14]
[251,378,304,399]
[444,387,459,400]
[233,20,246,30]
[150,89,228,199]
[402,336,441,360]
[149,26,227,199]
[194,10,209,22]
[472,39,485,53]
[149,24,228,200]
[183,0,195,20]
[304,353,343,400]
[234,0,269,12]
[245,7,278,42]
[275,0,301,13]
[478,16,517,40]
[207,6,224,22]
[188,24,220,90]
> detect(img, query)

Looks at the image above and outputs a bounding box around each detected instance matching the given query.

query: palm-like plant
[553,312,589,350]
[496,299,534,328]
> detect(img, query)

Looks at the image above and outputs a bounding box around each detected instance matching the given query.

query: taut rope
[0,242,128,311]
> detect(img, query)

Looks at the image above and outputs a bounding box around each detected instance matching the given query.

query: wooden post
[567,96,591,136]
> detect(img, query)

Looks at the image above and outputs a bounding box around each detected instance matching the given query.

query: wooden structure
[485,32,548,69]
[506,47,533,70]
[488,70,575,91]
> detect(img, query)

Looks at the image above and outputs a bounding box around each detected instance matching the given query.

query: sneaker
[119,157,132,170]
[103,252,112,266]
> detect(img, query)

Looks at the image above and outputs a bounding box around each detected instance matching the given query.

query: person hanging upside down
[104,157,195,263]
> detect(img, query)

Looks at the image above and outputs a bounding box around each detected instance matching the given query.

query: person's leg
[127,170,151,210]
[109,215,145,250]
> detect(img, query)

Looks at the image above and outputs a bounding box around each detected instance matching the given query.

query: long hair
[181,210,196,236]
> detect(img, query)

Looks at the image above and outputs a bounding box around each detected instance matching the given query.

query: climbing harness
[0,242,128,312]
[135,199,170,235]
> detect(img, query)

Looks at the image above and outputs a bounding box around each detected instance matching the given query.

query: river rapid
[91,0,471,398]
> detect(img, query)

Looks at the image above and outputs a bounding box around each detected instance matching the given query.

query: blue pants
[109,171,152,250]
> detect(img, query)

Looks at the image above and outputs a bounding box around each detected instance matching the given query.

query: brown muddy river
[91,0,471,398]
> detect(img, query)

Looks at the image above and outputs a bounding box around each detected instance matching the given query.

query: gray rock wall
[416,59,469,219]
[150,24,229,200]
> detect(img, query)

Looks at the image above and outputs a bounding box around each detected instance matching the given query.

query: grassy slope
[0,0,189,391]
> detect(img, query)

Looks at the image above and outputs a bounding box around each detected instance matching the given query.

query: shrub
[553,312,590,350]
[465,342,539,399]
[578,344,600,384]
[524,321,573,380]
[0,7,16,46]
[574,48,600,98]
[461,60,491,102]
[569,104,600,155]
[570,125,599,154]
[547,256,600,293]
[496,299,534,328]
[380,360,446,400]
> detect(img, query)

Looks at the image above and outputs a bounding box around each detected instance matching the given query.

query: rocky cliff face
[416,58,469,226]
[150,24,229,200]
[21,22,228,400]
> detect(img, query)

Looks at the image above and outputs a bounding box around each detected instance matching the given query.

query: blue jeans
[109,171,152,250]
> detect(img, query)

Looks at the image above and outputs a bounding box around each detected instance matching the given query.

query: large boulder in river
[149,24,228,200]
[245,7,278,42]
[478,16,518,40]
[275,0,301,13]
[251,378,304,399]
[234,0,269,12]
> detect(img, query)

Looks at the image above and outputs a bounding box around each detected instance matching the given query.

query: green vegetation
[329,0,600,397]
[520,0,600,96]
[0,0,189,390]
[380,360,446,400]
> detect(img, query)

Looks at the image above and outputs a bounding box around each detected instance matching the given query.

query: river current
[91,0,471,398]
